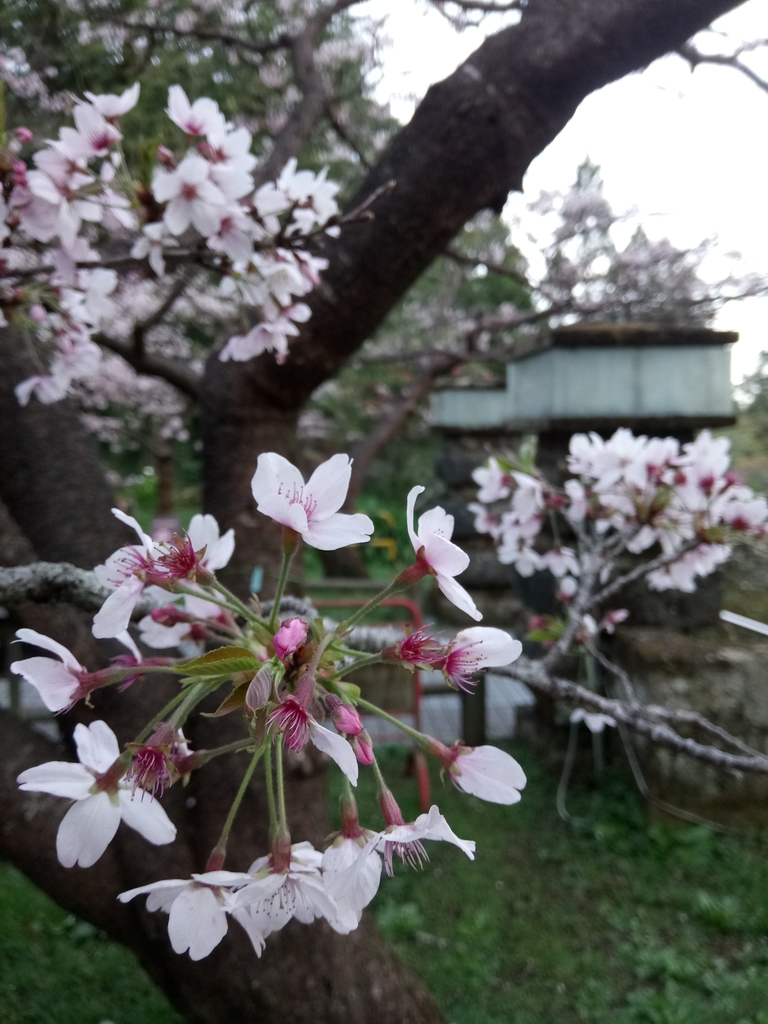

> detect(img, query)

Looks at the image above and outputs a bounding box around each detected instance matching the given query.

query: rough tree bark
[0,1,748,1021]
[0,347,443,1022]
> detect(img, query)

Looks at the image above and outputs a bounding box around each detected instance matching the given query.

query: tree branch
[345,352,460,510]
[507,657,768,775]
[95,334,202,399]
[677,40,768,96]
[0,561,152,617]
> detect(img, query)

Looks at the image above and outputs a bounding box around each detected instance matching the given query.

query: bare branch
[95,333,202,399]
[444,246,531,288]
[678,41,768,96]
[110,17,294,58]
[507,657,768,775]
[346,352,460,510]
[589,540,700,609]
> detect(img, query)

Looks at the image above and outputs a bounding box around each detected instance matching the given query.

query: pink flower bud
[156,145,177,169]
[150,605,191,626]
[28,304,46,323]
[351,729,373,765]
[273,617,308,660]
[329,698,362,736]
[378,785,404,827]
[15,127,33,142]
[12,160,27,187]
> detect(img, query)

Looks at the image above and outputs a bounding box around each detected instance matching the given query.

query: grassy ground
[3,743,768,1024]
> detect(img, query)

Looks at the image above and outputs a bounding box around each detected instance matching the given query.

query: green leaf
[179,646,259,677]
[202,685,247,718]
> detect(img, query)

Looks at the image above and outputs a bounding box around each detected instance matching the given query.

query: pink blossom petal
[302,512,374,551]
[56,793,121,868]
[453,746,526,804]
[164,198,192,236]
[17,761,93,800]
[421,531,469,577]
[118,790,177,846]
[168,885,228,960]
[73,720,121,773]
[118,878,188,911]
[251,453,305,505]
[452,627,522,669]
[10,657,78,712]
[93,574,146,638]
[305,454,353,517]
[14,628,82,671]
[309,721,358,785]
[406,485,424,551]
[435,573,481,622]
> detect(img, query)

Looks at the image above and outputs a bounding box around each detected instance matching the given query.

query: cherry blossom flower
[472,457,511,502]
[119,870,260,960]
[269,686,359,785]
[137,594,221,650]
[92,509,160,638]
[406,485,481,621]
[234,841,353,938]
[84,83,140,120]
[251,452,374,550]
[339,799,475,883]
[440,626,522,692]
[58,103,122,160]
[383,627,445,667]
[17,720,176,867]
[570,709,616,733]
[153,153,225,237]
[433,742,527,804]
[322,833,382,926]
[131,222,176,277]
[541,547,581,579]
[11,627,140,712]
[166,86,227,137]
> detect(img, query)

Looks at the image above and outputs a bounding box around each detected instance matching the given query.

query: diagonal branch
[507,657,768,775]
[95,333,201,399]
[677,40,768,96]
[0,561,151,616]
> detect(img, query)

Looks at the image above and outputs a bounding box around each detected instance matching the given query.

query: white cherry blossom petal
[308,721,358,785]
[56,792,121,868]
[118,789,177,846]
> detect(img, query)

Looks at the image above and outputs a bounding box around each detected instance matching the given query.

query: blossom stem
[336,578,403,633]
[174,584,245,619]
[275,737,287,829]
[169,679,220,730]
[356,697,428,746]
[331,652,383,679]
[193,737,256,767]
[264,742,278,834]
[207,745,264,870]
[268,528,299,632]
[134,688,189,744]
[208,578,260,625]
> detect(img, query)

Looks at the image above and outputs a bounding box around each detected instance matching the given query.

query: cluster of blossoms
[0,84,341,404]
[472,428,768,604]
[14,452,526,960]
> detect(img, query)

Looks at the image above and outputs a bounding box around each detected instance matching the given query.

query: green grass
[338,745,768,1024]
[4,744,768,1024]
[0,865,182,1024]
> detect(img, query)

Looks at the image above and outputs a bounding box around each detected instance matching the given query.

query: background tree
[1,1,765,1022]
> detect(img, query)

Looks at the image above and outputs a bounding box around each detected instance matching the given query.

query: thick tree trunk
[0,334,444,1023]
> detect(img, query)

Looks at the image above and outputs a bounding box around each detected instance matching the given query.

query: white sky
[367,0,768,382]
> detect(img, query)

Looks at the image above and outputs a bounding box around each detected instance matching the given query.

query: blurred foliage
[0,0,396,196]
